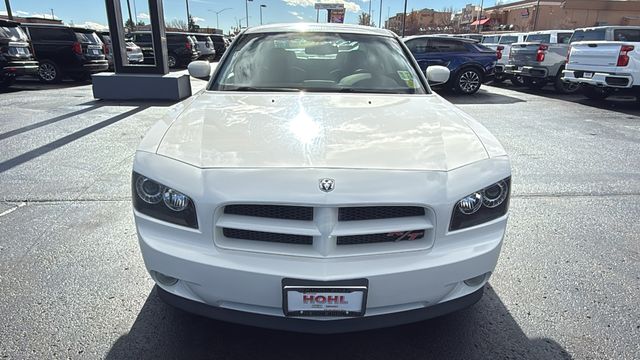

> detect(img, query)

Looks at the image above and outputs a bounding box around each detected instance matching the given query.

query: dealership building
[482,0,640,32]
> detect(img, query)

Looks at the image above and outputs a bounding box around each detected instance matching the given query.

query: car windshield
[498,35,519,44]
[525,34,551,43]
[76,31,102,44]
[210,32,426,94]
[0,26,28,41]
[482,35,500,44]
[570,29,606,42]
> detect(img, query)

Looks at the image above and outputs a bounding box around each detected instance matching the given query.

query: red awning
[470,18,491,26]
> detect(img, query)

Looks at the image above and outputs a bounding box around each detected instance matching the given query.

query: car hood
[156,92,490,171]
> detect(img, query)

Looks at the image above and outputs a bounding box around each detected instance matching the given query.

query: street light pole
[260,5,266,25]
[477,0,484,33]
[209,8,232,30]
[245,0,253,28]
[368,0,372,26]
[126,0,134,29]
[401,0,408,37]
[533,0,541,31]
[379,0,383,28]
[186,0,191,31]
[3,0,13,20]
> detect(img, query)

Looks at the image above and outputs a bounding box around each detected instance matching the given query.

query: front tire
[582,86,611,100]
[523,77,547,90]
[38,60,63,84]
[454,68,482,94]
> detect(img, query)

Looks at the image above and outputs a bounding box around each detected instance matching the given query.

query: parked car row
[481,26,639,99]
[126,31,227,68]
[410,26,640,101]
[1,20,229,88]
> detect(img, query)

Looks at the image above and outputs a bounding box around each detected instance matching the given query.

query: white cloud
[283,0,361,13]
[138,12,150,20]
[78,21,108,31]
[0,10,8,16]
[29,13,59,20]
[289,11,300,16]
[192,16,205,23]
[16,10,30,16]
[190,0,212,3]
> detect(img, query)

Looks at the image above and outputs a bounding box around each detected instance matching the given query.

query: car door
[405,37,441,71]
[428,39,470,71]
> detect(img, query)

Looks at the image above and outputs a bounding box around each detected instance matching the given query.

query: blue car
[404,36,498,94]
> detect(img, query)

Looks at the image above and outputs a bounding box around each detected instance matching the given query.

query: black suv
[128,31,199,68]
[0,20,38,88]
[210,34,227,60]
[21,24,108,83]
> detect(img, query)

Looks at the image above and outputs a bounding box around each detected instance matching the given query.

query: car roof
[403,35,476,43]
[0,19,21,27]
[573,25,640,31]
[243,23,395,37]
[527,30,573,34]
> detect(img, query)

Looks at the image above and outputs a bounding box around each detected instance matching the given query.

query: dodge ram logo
[319,178,335,192]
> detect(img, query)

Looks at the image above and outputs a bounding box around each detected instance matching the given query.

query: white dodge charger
[132,23,511,333]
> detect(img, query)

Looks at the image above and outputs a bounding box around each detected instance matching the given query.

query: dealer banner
[328,8,345,23]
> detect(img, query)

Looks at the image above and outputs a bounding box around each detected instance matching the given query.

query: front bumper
[504,65,548,78]
[139,221,503,333]
[157,285,485,333]
[563,70,634,89]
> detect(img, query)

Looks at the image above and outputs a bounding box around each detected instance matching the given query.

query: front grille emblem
[319,178,335,192]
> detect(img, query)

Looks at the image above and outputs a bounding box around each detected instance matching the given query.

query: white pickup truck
[563,26,640,100]
[504,30,578,93]
[482,33,527,85]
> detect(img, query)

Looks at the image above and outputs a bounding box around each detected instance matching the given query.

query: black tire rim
[168,56,177,68]
[39,63,56,82]
[459,70,480,93]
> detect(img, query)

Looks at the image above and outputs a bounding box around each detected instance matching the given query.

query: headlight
[449,177,510,231]
[132,172,198,229]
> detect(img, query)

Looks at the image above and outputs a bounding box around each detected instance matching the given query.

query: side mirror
[426,65,450,86]
[188,61,211,80]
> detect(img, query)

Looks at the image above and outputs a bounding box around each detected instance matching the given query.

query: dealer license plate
[283,279,368,317]
[583,72,593,78]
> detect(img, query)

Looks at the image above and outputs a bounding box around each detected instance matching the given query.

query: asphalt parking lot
[1,76,639,359]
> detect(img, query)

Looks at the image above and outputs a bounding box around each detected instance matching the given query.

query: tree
[136,20,145,27]
[188,15,196,32]
[358,12,371,26]
[167,19,188,30]
[124,18,135,32]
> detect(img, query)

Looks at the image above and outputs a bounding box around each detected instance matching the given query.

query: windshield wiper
[227,86,301,92]
[336,88,415,94]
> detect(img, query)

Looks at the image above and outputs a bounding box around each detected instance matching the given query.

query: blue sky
[1,0,505,33]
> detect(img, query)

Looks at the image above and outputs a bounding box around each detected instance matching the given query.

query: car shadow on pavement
[438,88,526,105]
[106,285,571,360]
[490,82,640,117]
